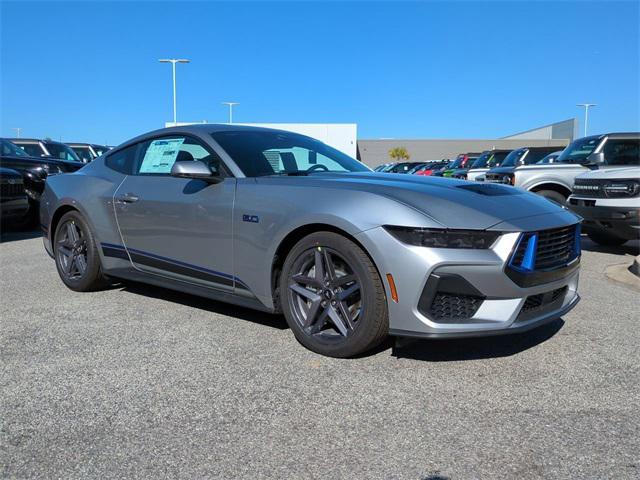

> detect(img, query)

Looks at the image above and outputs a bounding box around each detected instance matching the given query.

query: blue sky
[1,1,638,145]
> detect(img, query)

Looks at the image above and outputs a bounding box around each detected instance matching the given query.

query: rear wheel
[280,232,388,358]
[54,211,110,291]
[587,230,628,246]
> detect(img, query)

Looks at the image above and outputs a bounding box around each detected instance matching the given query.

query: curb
[605,262,640,292]
[630,255,640,278]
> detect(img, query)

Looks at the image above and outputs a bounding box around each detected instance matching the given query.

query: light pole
[159,58,190,124]
[577,103,597,137]
[222,102,239,124]
[11,127,21,138]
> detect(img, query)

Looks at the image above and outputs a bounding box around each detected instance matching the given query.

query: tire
[535,189,567,205]
[280,232,389,358]
[587,230,628,246]
[54,211,110,291]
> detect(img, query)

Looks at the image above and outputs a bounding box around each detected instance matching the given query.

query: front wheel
[535,189,567,205]
[54,211,110,291]
[280,232,389,358]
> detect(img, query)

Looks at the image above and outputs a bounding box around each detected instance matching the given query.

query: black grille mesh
[1,182,25,197]
[535,226,576,270]
[521,287,568,313]
[430,293,483,320]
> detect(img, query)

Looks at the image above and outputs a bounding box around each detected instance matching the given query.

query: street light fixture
[222,102,239,124]
[577,103,597,137]
[159,58,190,124]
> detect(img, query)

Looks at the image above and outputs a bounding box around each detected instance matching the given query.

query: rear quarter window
[105,144,139,174]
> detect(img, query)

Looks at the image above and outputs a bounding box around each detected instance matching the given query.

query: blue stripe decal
[100,242,248,287]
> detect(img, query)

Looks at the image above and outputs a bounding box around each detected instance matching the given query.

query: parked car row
[0,138,95,227]
[374,132,640,247]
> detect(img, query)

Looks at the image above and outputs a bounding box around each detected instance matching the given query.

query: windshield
[44,142,81,162]
[448,157,463,169]
[501,149,527,167]
[1,139,30,157]
[486,151,509,168]
[211,130,369,177]
[556,136,600,163]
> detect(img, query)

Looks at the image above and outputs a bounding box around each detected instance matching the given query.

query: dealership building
[166,118,577,168]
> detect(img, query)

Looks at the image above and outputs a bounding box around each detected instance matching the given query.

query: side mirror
[583,152,604,165]
[171,160,222,183]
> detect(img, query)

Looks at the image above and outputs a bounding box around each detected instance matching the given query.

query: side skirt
[106,267,275,314]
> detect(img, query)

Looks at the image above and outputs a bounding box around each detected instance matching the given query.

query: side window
[105,144,139,174]
[19,144,43,157]
[603,139,640,166]
[525,150,549,164]
[134,136,223,176]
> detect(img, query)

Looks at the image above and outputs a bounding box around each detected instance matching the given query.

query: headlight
[604,180,640,198]
[384,226,501,249]
[502,174,515,185]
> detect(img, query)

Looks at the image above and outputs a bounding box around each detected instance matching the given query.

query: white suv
[568,167,640,246]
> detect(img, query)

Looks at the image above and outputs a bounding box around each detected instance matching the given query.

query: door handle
[115,193,139,203]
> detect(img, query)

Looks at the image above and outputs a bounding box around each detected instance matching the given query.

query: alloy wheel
[56,220,88,280]
[288,246,363,339]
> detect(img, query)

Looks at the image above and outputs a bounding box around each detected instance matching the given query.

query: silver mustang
[40,125,581,357]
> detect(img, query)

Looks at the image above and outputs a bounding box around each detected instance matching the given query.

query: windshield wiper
[269,170,312,176]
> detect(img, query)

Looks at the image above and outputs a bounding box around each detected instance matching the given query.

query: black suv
[0,139,83,224]
[10,138,83,163]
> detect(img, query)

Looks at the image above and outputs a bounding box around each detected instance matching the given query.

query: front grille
[430,293,483,320]
[574,178,640,198]
[510,225,579,272]
[573,178,604,198]
[1,181,25,198]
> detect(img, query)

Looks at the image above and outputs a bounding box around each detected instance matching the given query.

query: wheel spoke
[57,245,73,258]
[75,254,87,275]
[302,298,322,328]
[309,308,329,334]
[336,301,355,330]
[292,274,321,288]
[63,254,74,274]
[338,282,360,301]
[66,222,79,244]
[314,249,325,283]
[327,306,348,336]
[322,250,336,281]
[289,283,321,302]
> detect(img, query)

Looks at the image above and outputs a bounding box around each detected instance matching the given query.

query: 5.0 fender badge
[242,214,260,223]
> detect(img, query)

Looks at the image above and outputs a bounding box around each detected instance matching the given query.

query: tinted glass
[93,145,110,156]
[523,149,554,164]
[134,136,223,175]
[1,139,29,157]
[501,149,527,167]
[487,151,509,168]
[603,139,640,166]
[105,144,139,174]
[211,130,369,177]
[556,136,600,163]
[44,142,81,162]
[17,143,44,157]
[72,146,94,162]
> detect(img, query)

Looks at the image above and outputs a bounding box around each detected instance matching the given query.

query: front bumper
[568,197,639,240]
[356,227,580,339]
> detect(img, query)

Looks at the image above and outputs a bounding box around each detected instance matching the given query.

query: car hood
[258,172,578,231]
[576,166,640,179]
[486,166,516,175]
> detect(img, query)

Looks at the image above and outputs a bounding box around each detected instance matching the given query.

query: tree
[389,147,410,162]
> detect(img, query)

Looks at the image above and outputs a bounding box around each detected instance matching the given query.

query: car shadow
[118,280,289,330]
[0,227,41,243]
[391,318,565,362]
[580,237,640,256]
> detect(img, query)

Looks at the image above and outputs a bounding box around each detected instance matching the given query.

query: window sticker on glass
[139,138,185,174]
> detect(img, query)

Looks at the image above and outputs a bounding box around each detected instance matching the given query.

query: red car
[414,161,450,176]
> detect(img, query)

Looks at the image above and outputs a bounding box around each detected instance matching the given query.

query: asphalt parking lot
[1,231,639,479]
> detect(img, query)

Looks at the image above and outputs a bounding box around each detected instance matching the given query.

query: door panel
[114,176,237,292]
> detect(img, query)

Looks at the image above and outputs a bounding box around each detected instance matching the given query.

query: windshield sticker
[139,138,185,174]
